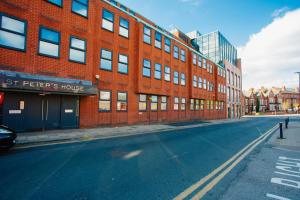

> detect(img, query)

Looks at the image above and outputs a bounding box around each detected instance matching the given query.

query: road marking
[275,171,300,178]
[266,193,292,200]
[190,125,276,200]
[173,125,278,200]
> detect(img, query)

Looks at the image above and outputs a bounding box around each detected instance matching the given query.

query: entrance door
[60,96,79,129]
[43,95,61,130]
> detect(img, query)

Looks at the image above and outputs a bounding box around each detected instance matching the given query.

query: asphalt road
[0,117,290,200]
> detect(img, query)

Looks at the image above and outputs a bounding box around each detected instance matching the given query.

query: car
[0,125,17,150]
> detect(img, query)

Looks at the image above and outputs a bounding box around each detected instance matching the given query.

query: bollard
[279,122,284,139]
[285,118,288,129]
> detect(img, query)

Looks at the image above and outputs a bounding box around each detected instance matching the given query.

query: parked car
[0,125,17,150]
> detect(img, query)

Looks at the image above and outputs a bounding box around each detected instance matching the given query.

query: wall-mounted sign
[9,110,21,114]
[65,109,73,113]
[0,70,97,95]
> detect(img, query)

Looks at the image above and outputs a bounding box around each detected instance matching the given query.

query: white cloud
[178,0,202,6]
[272,6,289,18]
[238,8,300,90]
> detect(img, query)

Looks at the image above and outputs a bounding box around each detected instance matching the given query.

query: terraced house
[244,87,300,114]
[0,0,228,132]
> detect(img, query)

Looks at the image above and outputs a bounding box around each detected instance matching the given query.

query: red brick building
[0,0,226,132]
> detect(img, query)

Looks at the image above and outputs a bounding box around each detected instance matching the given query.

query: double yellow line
[173,124,279,200]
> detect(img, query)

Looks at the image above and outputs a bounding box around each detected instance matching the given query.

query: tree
[256,97,260,113]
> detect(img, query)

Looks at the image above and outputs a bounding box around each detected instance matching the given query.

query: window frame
[119,17,129,38]
[164,37,171,53]
[69,35,86,64]
[181,73,186,86]
[154,31,162,49]
[173,45,179,59]
[142,59,151,78]
[173,71,179,85]
[164,66,171,82]
[0,13,27,52]
[161,96,167,111]
[102,9,114,32]
[143,25,152,45]
[46,0,63,7]
[98,90,112,112]
[154,63,162,80]
[100,48,113,71]
[118,53,128,74]
[38,26,60,58]
[174,97,179,111]
[139,94,147,112]
[150,95,158,111]
[180,49,186,62]
[71,0,89,18]
[117,91,128,112]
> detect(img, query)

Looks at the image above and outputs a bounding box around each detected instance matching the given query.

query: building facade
[244,87,300,115]
[0,0,227,132]
[188,30,242,119]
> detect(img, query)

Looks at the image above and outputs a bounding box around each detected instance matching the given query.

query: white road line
[190,125,276,200]
[266,193,292,200]
[173,125,278,200]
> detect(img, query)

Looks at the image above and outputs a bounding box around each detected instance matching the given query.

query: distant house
[243,86,300,114]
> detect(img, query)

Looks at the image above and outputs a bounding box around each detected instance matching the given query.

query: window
[174,97,179,110]
[118,54,128,74]
[0,14,26,51]
[207,100,210,110]
[154,63,162,79]
[164,66,171,82]
[69,36,86,63]
[195,99,200,110]
[139,94,147,111]
[38,27,60,58]
[129,10,135,16]
[200,100,204,110]
[164,37,170,53]
[100,49,112,70]
[143,26,151,44]
[120,5,127,11]
[210,100,214,110]
[119,17,129,38]
[155,32,162,49]
[99,90,111,111]
[181,98,186,110]
[203,59,207,69]
[150,95,158,111]
[143,59,151,77]
[161,96,167,111]
[203,79,207,89]
[193,54,197,65]
[198,56,202,67]
[117,92,127,111]
[174,71,179,85]
[198,77,202,88]
[181,49,186,62]
[193,76,197,87]
[72,0,88,17]
[47,0,62,7]
[110,0,117,6]
[173,45,179,59]
[102,9,114,32]
[190,99,194,110]
[181,73,186,86]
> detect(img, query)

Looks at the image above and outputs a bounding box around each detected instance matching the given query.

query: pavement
[15,118,248,147]
[0,117,290,200]
[205,120,300,200]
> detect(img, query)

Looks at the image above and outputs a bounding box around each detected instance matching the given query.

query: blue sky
[117,0,300,47]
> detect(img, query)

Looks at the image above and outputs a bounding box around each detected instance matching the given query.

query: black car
[0,125,17,150]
